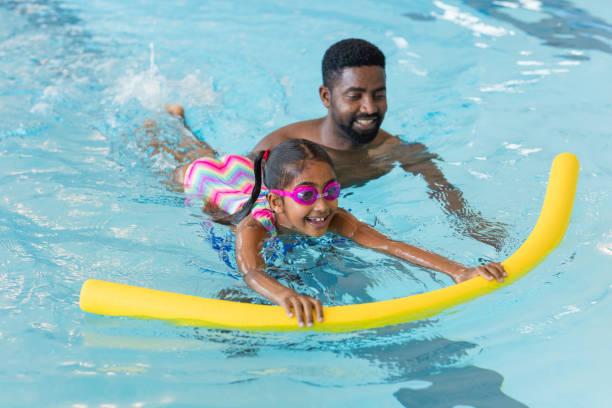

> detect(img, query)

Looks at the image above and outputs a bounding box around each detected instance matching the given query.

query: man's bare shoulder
[365,130,423,152]
[379,131,428,152]
[251,118,323,153]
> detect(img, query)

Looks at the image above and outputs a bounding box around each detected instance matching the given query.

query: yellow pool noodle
[80,153,579,332]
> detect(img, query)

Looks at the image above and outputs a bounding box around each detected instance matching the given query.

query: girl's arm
[235,215,323,327]
[329,209,506,283]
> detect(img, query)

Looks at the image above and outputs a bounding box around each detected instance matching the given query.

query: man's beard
[338,114,382,145]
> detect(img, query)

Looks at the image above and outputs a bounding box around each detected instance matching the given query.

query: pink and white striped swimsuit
[183,155,276,236]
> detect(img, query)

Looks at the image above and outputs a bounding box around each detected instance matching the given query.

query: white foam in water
[554,305,580,320]
[392,36,409,50]
[517,60,545,66]
[493,1,519,9]
[172,72,219,107]
[112,43,219,110]
[597,243,612,256]
[112,43,168,110]
[521,69,569,76]
[30,85,62,114]
[433,1,511,37]
[468,169,492,179]
[558,60,581,66]
[480,79,539,93]
[519,147,542,156]
[392,34,426,75]
[502,142,541,155]
[30,102,52,115]
[519,0,543,11]
[503,142,522,149]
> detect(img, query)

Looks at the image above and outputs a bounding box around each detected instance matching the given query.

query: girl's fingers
[290,297,305,327]
[306,298,324,325]
[490,263,506,281]
[280,299,293,318]
[478,266,494,280]
[300,298,314,327]
[481,263,506,282]
[313,299,323,323]
[282,295,324,327]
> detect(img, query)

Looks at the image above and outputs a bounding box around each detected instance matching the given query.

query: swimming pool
[1,0,611,406]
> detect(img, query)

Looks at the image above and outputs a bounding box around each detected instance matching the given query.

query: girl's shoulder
[251,201,276,237]
[236,213,272,240]
[237,206,276,237]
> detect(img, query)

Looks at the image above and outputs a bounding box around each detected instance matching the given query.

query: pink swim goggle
[269,181,341,205]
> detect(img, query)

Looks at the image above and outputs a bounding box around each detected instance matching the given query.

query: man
[251,38,506,249]
[166,39,506,249]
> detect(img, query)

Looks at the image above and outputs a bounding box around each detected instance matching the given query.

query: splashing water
[111,42,219,111]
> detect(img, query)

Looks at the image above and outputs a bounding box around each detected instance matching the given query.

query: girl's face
[268,160,339,237]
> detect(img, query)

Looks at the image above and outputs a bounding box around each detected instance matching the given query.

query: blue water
[1,0,611,406]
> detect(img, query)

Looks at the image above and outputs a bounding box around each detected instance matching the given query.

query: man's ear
[319,85,331,108]
[267,193,285,214]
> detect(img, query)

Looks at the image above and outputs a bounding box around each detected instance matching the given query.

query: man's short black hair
[322,38,386,88]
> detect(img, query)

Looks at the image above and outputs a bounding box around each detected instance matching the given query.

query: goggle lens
[270,181,341,205]
[296,188,316,204]
[323,183,341,200]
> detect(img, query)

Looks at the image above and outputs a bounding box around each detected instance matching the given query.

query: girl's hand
[278,291,323,328]
[454,262,507,283]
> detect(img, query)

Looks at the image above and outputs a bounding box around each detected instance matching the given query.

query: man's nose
[360,95,377,114]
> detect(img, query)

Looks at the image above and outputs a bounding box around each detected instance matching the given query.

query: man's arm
[392,139,508,250]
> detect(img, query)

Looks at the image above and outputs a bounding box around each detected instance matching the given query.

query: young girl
[176,138,506,327]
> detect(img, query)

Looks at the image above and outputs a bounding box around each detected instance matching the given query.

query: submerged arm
[396,140,508,250]
[330,209,506,283]
[235,216,323,327]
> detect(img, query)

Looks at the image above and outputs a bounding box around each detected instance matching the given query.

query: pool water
[1,0,611,407]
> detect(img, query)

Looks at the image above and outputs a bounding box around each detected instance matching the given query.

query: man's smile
[353,115,380,130]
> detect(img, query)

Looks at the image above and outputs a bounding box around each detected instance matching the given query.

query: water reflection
[82,319,528,407]
[394,365,527,407]
[352,331,527,407]
[435,0,612,58]
[471,0,611,55]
